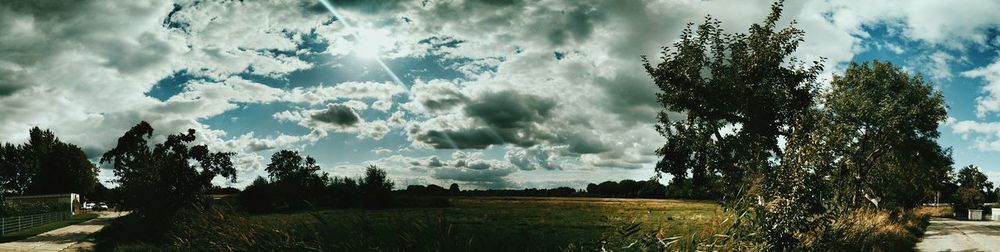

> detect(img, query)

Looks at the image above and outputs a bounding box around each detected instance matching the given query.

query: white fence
[0,211,71,235]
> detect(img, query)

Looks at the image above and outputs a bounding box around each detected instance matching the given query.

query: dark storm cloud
[422,88,469,111]
[560,133,609,154]
[464,90,556,129]
[594,72,662,125]
[427,156,444,167]
[416,128,504,149]
[547,4,605,46]
[0,82,25,97]
[311,104,360,126]
[431,166,516,189]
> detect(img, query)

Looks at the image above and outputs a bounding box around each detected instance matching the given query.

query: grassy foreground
[97,198,942,251]
[250,197,720,250]
[0,213,98,243]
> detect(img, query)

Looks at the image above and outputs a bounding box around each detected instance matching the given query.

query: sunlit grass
[249,197,720,250]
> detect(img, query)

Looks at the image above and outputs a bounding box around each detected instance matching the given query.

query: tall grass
[604,208,933,251]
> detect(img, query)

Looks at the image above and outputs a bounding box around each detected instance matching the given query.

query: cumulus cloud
[311,104,361,126]
[9,0,998,189]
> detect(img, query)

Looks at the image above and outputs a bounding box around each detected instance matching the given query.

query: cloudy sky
[3,0,1000,189]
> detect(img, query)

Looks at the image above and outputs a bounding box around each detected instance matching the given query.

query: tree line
[238,150,395,213]
[0,127,102,207]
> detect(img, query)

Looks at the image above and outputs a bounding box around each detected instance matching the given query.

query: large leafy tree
[265,150,322,184]
[100,121,236,217]
[823,61,952,208]
[644,4,825,245]
[645,1,823,203]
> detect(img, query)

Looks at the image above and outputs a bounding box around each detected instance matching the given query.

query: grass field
[249,197,720,251]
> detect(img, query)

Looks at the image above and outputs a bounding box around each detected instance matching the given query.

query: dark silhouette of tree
[0,127,98,196]
[327,176,359,208]
[359,165,394,209]
[0,143,34,195]
[239,176,277,213]
[449,183,460,194]
[263,150,329,210]
[265,150,321,183]
[100,121,236,223]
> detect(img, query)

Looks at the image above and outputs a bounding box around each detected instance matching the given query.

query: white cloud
[963,61,1000,118]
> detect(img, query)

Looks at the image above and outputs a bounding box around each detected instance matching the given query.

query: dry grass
[914,205,953,218]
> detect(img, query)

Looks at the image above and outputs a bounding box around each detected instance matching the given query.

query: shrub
[359,165,394,209]
[238,176,276,214]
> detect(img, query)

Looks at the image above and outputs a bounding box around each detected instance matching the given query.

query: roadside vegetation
[625,0,969,250]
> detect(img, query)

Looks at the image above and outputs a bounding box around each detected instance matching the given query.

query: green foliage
[645,1,951,249]
[645,1,827,248]
[99,121,236,240]
[0,200,66,217]
[824,60,952,209]
[955,165,992,210]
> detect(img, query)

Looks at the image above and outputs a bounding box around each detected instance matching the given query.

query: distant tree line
[394,179,668,199]
[238,150,394,213]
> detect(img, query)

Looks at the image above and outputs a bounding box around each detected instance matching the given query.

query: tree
[449,183,460,194]
[0,143,34,195]
[955,165,992,210]
[359,165,394,209]
[239,176,276,213]
[100,121,236,220]
[0,127,98,196]
[25,127,99,195]
[823,61,952,209]
[263,150,328,210]
[645,1,823,248]
[265,150,321,183]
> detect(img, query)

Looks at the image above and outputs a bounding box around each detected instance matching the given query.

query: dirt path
[917,217,1000,252]
[0,212,124,252]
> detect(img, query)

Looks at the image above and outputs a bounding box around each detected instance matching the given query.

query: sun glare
[352,29,392,60]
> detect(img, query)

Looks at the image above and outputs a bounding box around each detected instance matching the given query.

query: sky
[2,0,1000,189]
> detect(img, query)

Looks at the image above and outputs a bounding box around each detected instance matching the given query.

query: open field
[249,197,721,251]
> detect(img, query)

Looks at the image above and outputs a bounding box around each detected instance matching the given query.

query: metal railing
[0,211,71,235]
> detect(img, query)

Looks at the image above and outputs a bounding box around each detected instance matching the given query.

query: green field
[249,197,720,251]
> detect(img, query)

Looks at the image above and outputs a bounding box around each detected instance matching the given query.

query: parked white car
[83,202,95,210]
[97,202,109,210]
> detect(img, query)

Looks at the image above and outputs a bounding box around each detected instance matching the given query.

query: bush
[359,165,394,209]
[0,200,66,217]
[238,176,276,214]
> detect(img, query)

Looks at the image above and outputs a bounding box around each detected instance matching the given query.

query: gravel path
[917,217,1000,252]
[0,212,124,252]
